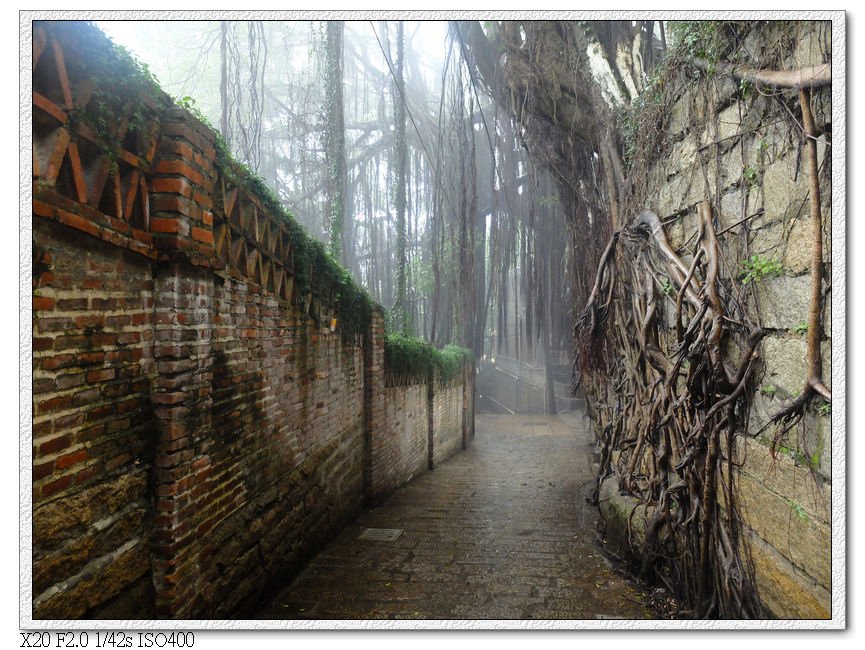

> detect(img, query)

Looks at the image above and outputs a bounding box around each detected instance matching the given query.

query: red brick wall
[192,275,365,617]
[31,219,374,619]
[362,310,386,503]
[32,221,157,619]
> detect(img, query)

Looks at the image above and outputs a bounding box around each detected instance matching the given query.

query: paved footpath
[257,413,653,621]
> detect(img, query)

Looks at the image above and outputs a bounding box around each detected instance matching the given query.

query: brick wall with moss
[365,336,474,503]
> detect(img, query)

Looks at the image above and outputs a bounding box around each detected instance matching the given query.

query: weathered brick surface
[33,212,451,619]
[150,111,220,269]
[362,311,387,503]
[195,276,365,618]
[368,364,476,503]
[32,221,157,619]
[31,22,474,620]
[378,383,430,493]
[432,379,465,467]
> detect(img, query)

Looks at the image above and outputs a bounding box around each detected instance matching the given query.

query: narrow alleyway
[256,412,653,620]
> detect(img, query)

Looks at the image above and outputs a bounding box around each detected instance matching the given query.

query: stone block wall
[601,21,833,618]
[30,22,474,620]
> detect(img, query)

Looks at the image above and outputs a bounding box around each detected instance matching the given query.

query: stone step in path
[256,413,653,621]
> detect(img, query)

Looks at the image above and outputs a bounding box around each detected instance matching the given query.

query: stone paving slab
[256,413,652,621]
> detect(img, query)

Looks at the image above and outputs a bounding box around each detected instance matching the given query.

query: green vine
[668,21,726,67]
[743,165,759,192]
[760,384,777,398]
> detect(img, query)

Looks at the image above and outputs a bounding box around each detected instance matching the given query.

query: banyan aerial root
[765,87,831,446]
[574,201,765,618]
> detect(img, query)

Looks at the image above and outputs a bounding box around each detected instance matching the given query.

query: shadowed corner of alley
[255,412,654,621]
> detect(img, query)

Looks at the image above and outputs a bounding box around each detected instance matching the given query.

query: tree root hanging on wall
[766,87,831,445]
[574,200,766,618]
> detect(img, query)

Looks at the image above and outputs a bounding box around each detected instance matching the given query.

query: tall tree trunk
[324,20,347,264]
[220,21,229,142]
[543,211,558,415]
[393,21,409,333]
[473,180,487,358]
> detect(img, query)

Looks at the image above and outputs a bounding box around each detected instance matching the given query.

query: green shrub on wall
[383,334,472,383]
[438,345,473,382]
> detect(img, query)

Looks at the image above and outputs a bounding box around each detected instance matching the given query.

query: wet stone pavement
[257,413,653,621]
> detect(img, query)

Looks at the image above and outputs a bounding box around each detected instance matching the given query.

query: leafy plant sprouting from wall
[740,254,783,284]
